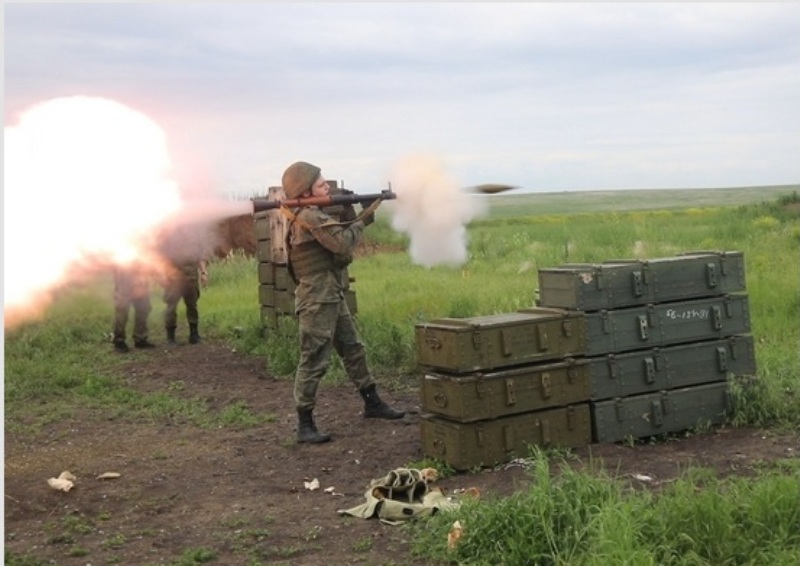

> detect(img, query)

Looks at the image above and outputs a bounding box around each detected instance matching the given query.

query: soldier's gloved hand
[341,204,358,222]
[361,198,379,210]
[360,198,380,226]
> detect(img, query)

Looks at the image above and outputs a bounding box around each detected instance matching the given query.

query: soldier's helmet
[282,161,321,199]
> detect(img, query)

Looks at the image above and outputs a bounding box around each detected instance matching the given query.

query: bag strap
[278,199,382,230]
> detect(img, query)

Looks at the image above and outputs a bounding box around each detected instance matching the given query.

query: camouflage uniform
[113,263,152,349]
[289,206,373,411]
[282,160,403,444]
[163,260,202,329]
[158,223,209,344]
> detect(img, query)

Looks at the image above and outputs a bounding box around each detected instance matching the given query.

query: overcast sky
[5,2,800,196]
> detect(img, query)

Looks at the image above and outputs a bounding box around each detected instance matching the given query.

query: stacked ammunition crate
[255,183,357,331]
[415,251,755,470]
[415,310,593,471]
[534,251,755,444]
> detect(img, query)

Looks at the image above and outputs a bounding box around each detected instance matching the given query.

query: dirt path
[5,340,799,565]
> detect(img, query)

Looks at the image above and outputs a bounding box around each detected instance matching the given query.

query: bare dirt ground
[5,340,799,566]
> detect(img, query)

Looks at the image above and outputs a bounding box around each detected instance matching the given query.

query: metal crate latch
[505,378,517,405]
[471,330,482,350]
[716,347,729,372]
[706,262,718,288]
[500,329,513,357]
[567,405,577,430]
[638,314,649,341]
[540,373,552,399]
[537,325,549,351]
[711,306,723,330]
[643,357,656,383]
[539,419,551,446]
[650,400,664,427]
[632,271,644,297]
[475,376,488,399]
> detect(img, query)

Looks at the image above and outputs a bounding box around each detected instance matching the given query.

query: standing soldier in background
[281,160,405,445]
[158,224,210,345]
[112,261,155,352]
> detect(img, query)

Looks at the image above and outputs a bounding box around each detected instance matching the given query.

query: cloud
[5,3,800,195]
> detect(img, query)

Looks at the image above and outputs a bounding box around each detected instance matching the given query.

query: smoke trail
[388,155,487,267]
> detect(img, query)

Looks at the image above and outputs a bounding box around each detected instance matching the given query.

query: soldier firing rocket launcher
[251,189,397,214]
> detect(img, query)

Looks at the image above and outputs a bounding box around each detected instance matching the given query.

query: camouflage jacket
[289,207,365,307]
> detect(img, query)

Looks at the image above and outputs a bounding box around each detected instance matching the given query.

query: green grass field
[5,184,799,566]
[484,184,795,216]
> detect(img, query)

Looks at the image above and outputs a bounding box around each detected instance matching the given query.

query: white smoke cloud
[388,155,488,267]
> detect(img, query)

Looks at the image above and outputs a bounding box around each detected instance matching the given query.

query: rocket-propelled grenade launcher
[252,189,397,214]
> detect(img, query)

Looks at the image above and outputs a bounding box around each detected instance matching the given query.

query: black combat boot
[166,326,177,344]
[134,338,156,349]
[113,339,130,353]
[189,323,201,344]
[296,409,331,444]
[360,384,405,419]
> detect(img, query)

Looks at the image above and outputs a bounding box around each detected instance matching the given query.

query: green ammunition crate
[537,251,746,311]
[258,284,275,308]
[260,305,277,329]
[415,309,586,374]
[274,264,296,291]
[421,404,592,470]
[258,284,295,314]
[258,284,275,307]
[259,263,348,292]
[260,306,294,330]
[258,261,276,285]
[421,358,590,422]
[253,212,271,241]
[591,381,732,443]
[256,240,272,263]
[589,335,756,400]
[522,293,750,357]
[259,284,355,316]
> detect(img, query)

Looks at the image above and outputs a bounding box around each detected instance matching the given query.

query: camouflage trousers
[163,278,200,328]
[113,295,151,343]
[294,299,374,411]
